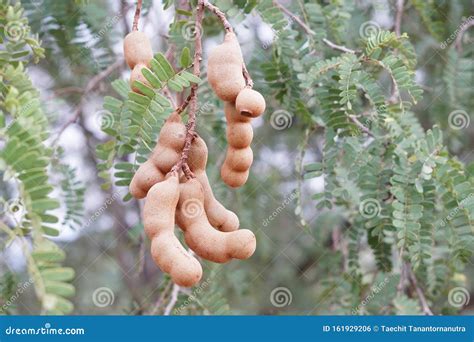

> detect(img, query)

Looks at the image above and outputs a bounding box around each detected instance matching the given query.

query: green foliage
[0,0,78,314]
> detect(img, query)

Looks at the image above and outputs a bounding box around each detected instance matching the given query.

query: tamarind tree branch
[406,263,434,315]
[52,59,124,146]
[394,0,404,37]
[242,63,254,88]
[132,0,143,31]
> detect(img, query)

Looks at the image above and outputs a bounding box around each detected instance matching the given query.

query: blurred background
[0,0,473,315]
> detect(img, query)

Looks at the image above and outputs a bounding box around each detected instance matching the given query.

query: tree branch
[406,263,434,315]
[202,0,233,32]
[164,283,181,315]
[170,0,205,179]
[273,1,356,54]
[394,0,404,37]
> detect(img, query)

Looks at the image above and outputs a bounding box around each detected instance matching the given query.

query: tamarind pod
[188,135,240,232]
[123,31,153,69]
[226,122,253,148]
[176,179,256,263]
[223,147,253,172]
[144,175,202,287]
[207,32,246,102]
[129,160,165,199]
[130,64,152,93]
[235,88,266,118]
[220,163,249,188]
[225,101,251,123]
[195,172,240,232]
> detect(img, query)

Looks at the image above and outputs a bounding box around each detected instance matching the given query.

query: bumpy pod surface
[207,32,246,102]
[129,112,186,199]
[144,175,202,287]
[187,135,240,232]
[123,31,153,69]
[235,88,266,118]
[175,179,256,263]
[221,102,253,188]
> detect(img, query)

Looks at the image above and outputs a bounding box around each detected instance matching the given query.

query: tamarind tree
[0,0,473,315]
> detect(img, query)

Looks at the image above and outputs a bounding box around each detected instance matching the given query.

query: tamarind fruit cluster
[207,32,266,188]
[123,31,153,93]
[131,113,255,286]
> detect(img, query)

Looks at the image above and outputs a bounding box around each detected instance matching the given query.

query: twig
[150,280,173,315]
[202,0,233,32]
[406,263,434,315]
[164,283,181,315]
[52,59,124,145]
[273,0,314,35]
[394,0,404,37]
[132,0,143,31]
[242,63,253,88]
[322,38,356,54]
[455,19,474,53]
[273,1,356,54]
[349,115,375,137]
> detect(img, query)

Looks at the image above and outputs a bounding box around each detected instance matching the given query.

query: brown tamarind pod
[207,32,246,102]
[129,160,164,199]
[144,174,202,287]
[221,102,253,188]
[130,63,152,93]
[129,112,186,199]
[187,135,240,232]
[175,179,256,263]
[220,163,249,188]
[235,88,266,118]
[226,122,253,148]
[123,31,153,69]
